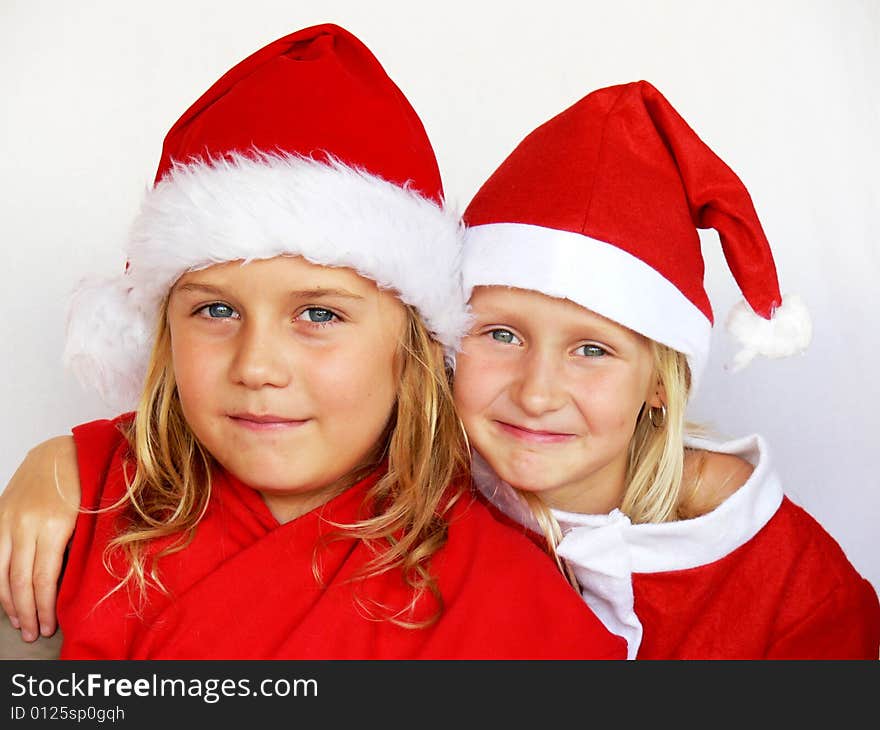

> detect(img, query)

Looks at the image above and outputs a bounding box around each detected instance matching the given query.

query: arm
[0,436,81,642]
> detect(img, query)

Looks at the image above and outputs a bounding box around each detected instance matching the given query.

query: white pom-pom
[62,276,155,412]
[725,293,812,371]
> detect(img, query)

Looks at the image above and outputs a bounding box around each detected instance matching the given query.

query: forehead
[174,255,383,297]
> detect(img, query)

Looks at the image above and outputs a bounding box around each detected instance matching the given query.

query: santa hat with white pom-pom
[62,23,467,413]
[461,79,811,392]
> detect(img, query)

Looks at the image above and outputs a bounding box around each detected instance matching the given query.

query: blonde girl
[0,24,623,660]
[453,80,879,659]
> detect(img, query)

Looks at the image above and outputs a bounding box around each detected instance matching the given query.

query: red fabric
[463,80,782,322]
[155,23,444,202]
[633,497,880,659]
[58,417,625,660]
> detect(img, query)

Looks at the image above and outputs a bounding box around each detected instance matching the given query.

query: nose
[229,318,292,389]
[511,347,567,416]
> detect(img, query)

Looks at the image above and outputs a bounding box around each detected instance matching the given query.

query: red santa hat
[63,23,467,411]
[462,80,811,391]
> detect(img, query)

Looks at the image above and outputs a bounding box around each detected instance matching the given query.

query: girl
[453,80,880,659]
[0,24,625,659]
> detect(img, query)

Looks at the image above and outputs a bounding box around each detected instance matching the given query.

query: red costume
[475,434,880,659]
[57,417,625,660]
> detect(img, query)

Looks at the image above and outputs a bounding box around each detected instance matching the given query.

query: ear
[647,376,666,409]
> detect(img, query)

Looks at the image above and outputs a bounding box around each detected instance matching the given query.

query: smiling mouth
[494,421,576,444]
[228,414,310,431]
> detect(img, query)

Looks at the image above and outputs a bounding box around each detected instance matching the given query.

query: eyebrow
[287,288,365,301]
[175,283,365,300]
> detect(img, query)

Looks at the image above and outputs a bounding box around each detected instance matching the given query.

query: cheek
[452,352,503,419]
[310,339,399,425]
[170,331,214,406]
[572,371,645,431]
[323,360,395,410]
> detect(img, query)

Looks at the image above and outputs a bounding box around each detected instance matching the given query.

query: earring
[648,404,667,429]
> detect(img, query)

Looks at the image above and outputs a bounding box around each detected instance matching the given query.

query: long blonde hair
[102,298,469,627]
[621,341,693,523]
[520,341,699,587]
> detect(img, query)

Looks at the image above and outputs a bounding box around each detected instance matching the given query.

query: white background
[1,0,877,597]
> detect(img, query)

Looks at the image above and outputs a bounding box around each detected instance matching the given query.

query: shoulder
[679,448,754,518]
[437,489,627,658]
[448,490,544,550]
[72,413,133,455]
[762,498,880,649]
[734,495,876,606]
[770,498,866,575]
[72,413,134,509]
[443,490,570,589]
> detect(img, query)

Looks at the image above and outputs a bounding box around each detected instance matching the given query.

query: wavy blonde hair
[518,341,703,588]
[102,297,469,627]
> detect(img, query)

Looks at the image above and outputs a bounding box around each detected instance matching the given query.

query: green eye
[491,329,519,344]
[577,344,606,357]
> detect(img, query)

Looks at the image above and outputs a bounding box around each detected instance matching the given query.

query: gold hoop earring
[648,404,667,429]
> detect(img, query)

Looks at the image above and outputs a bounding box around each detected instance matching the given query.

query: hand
[0,436,80,642]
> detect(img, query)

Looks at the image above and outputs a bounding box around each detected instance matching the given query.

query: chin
[494,464,558,495]
[220,459,301,491]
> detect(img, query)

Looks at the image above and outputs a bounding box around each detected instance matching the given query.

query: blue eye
[298,307,337,324]
[489,329,521,345]
[199,303,237,318]
[576,344,606,357]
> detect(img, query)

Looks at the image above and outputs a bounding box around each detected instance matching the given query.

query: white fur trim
[725,293,812,371]
[552,433,783,573]
[64,153,468,411]
[462,222,712,390]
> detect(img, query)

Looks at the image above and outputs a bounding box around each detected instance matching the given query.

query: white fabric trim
[462,222,712,391]
[552,433,783,572]
[554,509,642,659]
[472,432,784,659]
[64,154,468,411]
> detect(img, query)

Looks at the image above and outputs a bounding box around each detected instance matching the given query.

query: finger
[0,532,19,629]
[8,533,38,642]
[33,527,68,637]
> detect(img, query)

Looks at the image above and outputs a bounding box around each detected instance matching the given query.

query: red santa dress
[56,416,626,660]
[474,433,880,659]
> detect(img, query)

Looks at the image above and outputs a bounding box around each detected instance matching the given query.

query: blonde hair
[102,298,469,627]
[518,340,700,588]
[621,341,692,523]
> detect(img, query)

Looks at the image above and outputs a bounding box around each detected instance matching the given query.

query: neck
[258,459,383,524]
[541,457,628,516]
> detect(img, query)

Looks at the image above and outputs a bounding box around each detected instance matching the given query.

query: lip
[228,413,310,431]
[494,420,576,444]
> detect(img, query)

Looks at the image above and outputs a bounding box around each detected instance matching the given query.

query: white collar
[553,433,783,572]
[473,432,783,573]
[471,433,784,659]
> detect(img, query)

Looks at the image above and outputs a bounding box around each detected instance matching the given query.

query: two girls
[3,60,878,658]
[0,24,623,659]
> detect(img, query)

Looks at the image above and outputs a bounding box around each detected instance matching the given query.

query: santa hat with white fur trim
[462,80,811,392]
[64,23,467,412]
